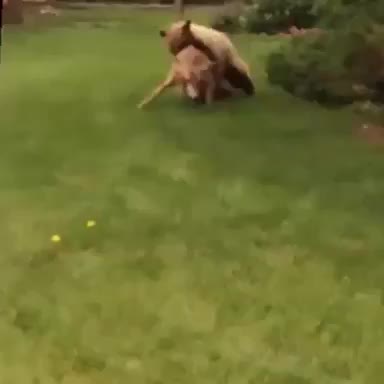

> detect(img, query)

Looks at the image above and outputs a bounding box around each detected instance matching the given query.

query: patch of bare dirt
[356,123,384,148]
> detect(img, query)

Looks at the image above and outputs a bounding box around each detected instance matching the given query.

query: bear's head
[159,20,195,56]
[159,20,217,62]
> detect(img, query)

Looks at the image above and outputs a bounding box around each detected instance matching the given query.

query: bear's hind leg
[224,64,255,96]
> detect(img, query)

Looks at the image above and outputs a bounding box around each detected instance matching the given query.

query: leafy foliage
[243,0,323,34]
[210,2,245,33]
[267,0,384,105]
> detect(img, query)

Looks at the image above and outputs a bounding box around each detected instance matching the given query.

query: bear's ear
[159,30,166,37]
[182,20,192,32]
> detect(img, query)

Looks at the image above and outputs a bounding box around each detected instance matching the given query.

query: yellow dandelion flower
[51,234,61,243]
[86,220,96,228]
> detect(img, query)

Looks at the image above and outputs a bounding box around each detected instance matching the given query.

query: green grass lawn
[1,8,384,383]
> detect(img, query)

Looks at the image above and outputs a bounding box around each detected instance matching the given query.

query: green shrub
[266,0,384,106]
[210,2,245,33]
[268,34,356,105]
[243,0,322,35]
